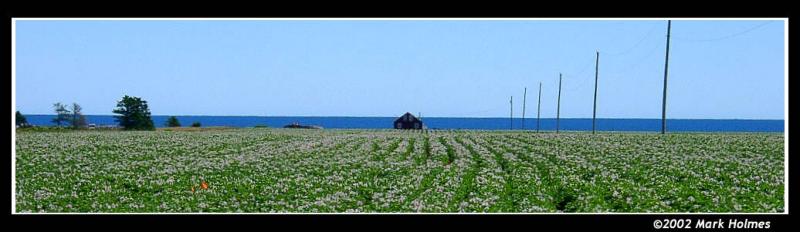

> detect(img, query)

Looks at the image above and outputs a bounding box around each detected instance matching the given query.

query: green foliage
[191,122,201,127]
[16,111,30,127]
[112,95,155,130]
[13,130,785,213]
[70,103,87,129]
[51,102,71,127]
[165,116,181,127]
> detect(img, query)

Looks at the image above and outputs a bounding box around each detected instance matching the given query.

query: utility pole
[510,96,513,130]
[537,82,542,133]
[661,20,672,134]
[592,50,600,134]
[522,87,527,130]
[556,73,562,134]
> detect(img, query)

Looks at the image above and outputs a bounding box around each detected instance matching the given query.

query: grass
[14,129,784,213]
[158,126,236,132]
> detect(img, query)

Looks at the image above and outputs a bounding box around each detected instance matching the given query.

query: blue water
[22,115,784,132]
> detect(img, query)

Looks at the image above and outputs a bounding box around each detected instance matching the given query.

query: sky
[14,19,786,119]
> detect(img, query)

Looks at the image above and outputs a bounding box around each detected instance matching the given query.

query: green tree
[52,102,71,127]
[16,111,29,127]
[191,122,201,127]
[70,103,88,128]
[112,95,155,130]
[165,116,181,127]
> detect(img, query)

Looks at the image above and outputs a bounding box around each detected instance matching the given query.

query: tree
[191,122,201,127]
[16,111,29,127]
[70,103,88,128]
[112,95,155,130]
[52,102,71,127]
[165,116,181,127]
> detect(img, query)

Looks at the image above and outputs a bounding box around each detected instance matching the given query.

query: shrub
[165,116,181,127]
[16,111,31,128]
[112,95,155,130]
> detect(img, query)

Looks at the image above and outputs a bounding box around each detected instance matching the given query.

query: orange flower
[201,181,209,190]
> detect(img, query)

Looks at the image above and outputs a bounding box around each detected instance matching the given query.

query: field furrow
[14,129,785,213]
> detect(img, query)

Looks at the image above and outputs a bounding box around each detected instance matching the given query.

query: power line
[561,54,598,92]
[604,22,662,56]
[566,54,598,77]
[604,40,664,76]
[671,21,774,42]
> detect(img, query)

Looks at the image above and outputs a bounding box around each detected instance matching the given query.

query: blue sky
[14,19,785,119]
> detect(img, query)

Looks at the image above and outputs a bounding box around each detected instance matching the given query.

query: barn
[394,112,424,129]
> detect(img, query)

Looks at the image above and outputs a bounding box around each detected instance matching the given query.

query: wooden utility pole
[661,20,672,134]
[537,82,542,133]
[522,87,527,130]
[510,96,513,130]
[556,73,562,133]
[592,51,600,134]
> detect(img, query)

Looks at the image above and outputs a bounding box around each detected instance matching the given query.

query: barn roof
[395,112,422,123]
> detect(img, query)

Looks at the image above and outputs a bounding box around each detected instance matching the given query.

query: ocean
[21,115,785,132]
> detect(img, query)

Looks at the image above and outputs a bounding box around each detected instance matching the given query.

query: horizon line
[22,114,785,121]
